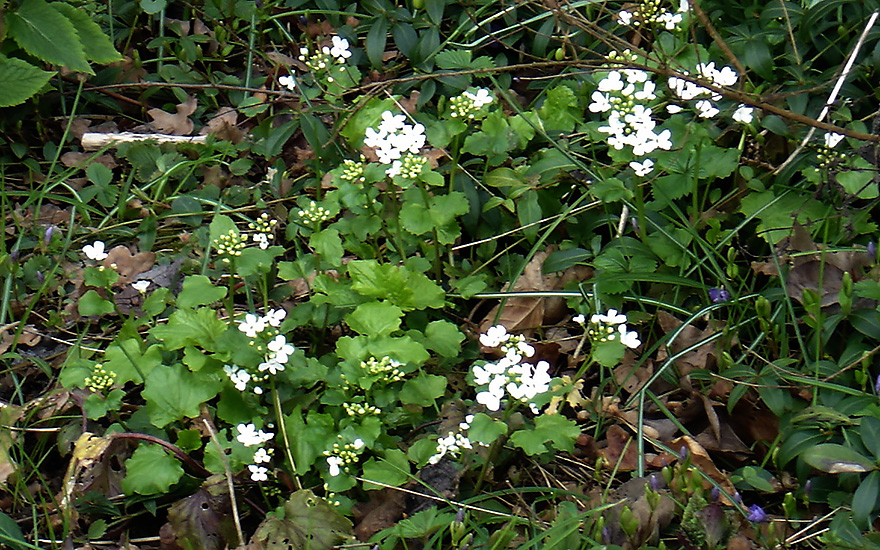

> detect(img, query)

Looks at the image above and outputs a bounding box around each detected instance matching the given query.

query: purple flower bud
[455,508,465,524]
[868,241,876,260]
[679,446,688,460]
[602,526,611,544]
[36,271,44,284]
[747,504,768,523]
[803,479,812,497]
[874,374,880,395]
[709,287,730,303]
[733,491,743,505]
[10,249,19,262]
[44,225,56,245]
[711,485,721,502]
[649,474,661,491]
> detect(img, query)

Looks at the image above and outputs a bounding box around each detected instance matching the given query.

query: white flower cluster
[298,35,352,71]
[818,132,846,167]
[616,0,688,30]
[296,201,332,226]
[236,423,274,481]
[667,62,737,118]
[238,309,286,338]
[260,334,295,375]
[364,111,426,165]
[324,437,365,477]
[474,325,551,413]
[227,309,289,394]
[590,69,671,165]
[279,75,296,91]
[449,88,493,119]
[428,415,476,465]
[83,241,109,261]
[248,213,278,250]
[386,154,427,179]
[824,132,845,148]
[574,309,641,349]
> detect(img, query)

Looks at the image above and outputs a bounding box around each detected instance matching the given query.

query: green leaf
[0,55,54,107]
[6,0,92,73]
[422,321,464,358]
[50,3,121,64]
[310,228,344,267]
[801,444,875,474]
[121,444,184,495]
[591,177,633,203]
[250,490,353,550]
[517,192,541,242]
[362,449,410,489]
[139,0,167,14]
[102,340,163,384]
[543,248,592,273]
[509,415,580,456]
[150,307,228,351]
[838,168,878,199]
[861,417,880,460]
[592,340,626,367]
[435,49,494,70]
[399,373,447,406]
[467,412,508,446]
[854,470,880,527]
[0,511,27,550]
[366,17,388,68]
[345,301,403,337]
[348,260,445,310]
[177,275,227,309]
[236,246,284,278]
[209,213,238,243]
[143,363,222,427]
[537,85,582,133]
[78,289,115,316]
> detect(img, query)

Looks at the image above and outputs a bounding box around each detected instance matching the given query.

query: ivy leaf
[121,443,184,495]
[249,490,354,550]
[150,307,228,351]
[142,363,222,427]
[6,0,92,73]
[467,413,508,446]
[509,415,580,456]
[399,374,447,406]
[0,55,54,107]
[345,302,403,337]
[78,290,115,316]
[361,449,410,489]
[177,275,227,309]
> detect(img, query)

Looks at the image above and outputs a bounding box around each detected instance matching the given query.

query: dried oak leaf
[200,107,244,143]
[479,249,592,337]
[147,96,197,136]
[352,487,407,541]
[104,246,156,286]
[657,311,720,376]
[248,490,354,550]
[161,475,236,550]
[601,424,641,471]
[0,324,41,356]
[60,151,118,171]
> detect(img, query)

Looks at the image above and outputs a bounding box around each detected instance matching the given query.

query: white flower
[658,11,683,29]
[248,464,269,481]
[480,325,509,348]
[279,75,296,91]
[224,365,251,391]
[619,324,641,348]
[132,280,150,293]
[616,10,633,26]
[253,448,271,463]
[267,335,295,364]
[464,88,493,108]
[572,314,586,324]
[630,159,654,176]
[678,0,690,11]
[598,71,625,92]
[329,35,352,60]
[695,99,720,118]
[327,455,343,476]
[238,313,266,338]
[378,111,407,135]
[667,104,682,114]
[824,132,845,148]
[592,309,627,325]
[713,66,738,86]
[385,160,403,178]
[236,423,274,447]
[83,241,108,261]
[476,387,503,411]
[253,233,270,249]
[352,438,365,450]
[264,308,286,327]
[258,359,285,375]
[589,91,612,113]
[732,105,754,124]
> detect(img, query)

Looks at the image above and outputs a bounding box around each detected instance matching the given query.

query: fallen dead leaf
[161,475,236,550]
[601,424,641,471]
[352,488,407,541]
[670,435,736,498]
[147,96,198,135]
[104,246,156,286]
[657,312,720,376]
[60,151,119,171]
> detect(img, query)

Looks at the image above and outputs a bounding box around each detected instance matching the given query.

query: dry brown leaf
[670,435,736,497]
[613,354,652,394]
[61,151,118,171]
[104,246,156,286]
[657,311,719,375]
[0,324,41,356]
[601,424,641,471]
[147,96,197,135]
[200,107,243,143]
[352,488,407,541]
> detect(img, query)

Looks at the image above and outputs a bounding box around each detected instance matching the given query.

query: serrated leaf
[121,443,184,495]
[143,363,222,427]
[6,0,92,73]
[509,415,580,456]
[249,490,353,550]
[150,307,228,351]
[50,3,121,64]
[801,443,875,474]
[423,321,464,357]
[0,55,54,107]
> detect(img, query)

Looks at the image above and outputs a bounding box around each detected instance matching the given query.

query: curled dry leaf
[670,435,736,499]
[147,96,198,136]
[104,246,156,286]
[60,151,119,171]
[657,311,720,376]
[601,424,641,471]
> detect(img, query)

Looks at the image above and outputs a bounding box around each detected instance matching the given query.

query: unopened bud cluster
[340,158,366,184]
[362,356,405,380]
[449,88,493,119]
[343,402,381,416]
[214,230,247,260]
[386,154,427,179]
[85,364,116,392]
[324,437,365,476]
[296,201,332,226]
